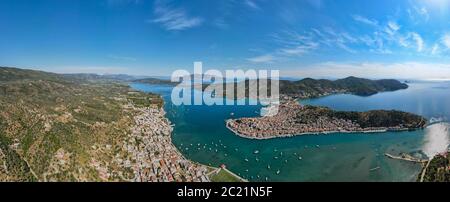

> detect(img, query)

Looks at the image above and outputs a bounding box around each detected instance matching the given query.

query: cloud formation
[151,1,203,31]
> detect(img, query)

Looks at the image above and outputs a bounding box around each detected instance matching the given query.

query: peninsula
[226,101,427,139]
[223,77,426,139]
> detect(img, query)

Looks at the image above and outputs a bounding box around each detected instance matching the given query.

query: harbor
[131,81,450,182]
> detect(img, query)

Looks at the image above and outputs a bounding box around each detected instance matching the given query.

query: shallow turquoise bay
[131,81,450,182]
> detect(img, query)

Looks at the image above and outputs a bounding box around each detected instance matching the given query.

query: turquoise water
[130,81,450,182]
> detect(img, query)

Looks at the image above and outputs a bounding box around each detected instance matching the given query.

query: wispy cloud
[442,33,450,49]
[407,6,430,23]
[273,30,321,55]
[431,43,440,55]
[352,15,378,26]
[150,1,203,31]
[411,32,424,52]
[247,54,275,63]
[244,0,260,10]
[387,21,400,32]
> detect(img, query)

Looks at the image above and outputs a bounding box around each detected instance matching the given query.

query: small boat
[224,154,228,157]
[245,169,249,172]
[235,148,238,151]
[257,175,260,179]
[215,149,218,152]
[276,170,280,175]
[298,156,302,160]
[244,158,249,162]
[230,112,234,116]
[280,152,283,156]
[267,165,271,169]
[285,160,288,163]
[265,177,268,181]
[369,166,381,172]
[223,146,227,148]
[254,150,260,154]
[274,156,278,159]
[315,145,320,148]
[185,148,189,151]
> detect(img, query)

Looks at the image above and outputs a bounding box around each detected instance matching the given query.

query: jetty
[384,153,428,164]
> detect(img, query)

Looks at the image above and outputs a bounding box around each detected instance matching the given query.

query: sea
[130,80,450,182]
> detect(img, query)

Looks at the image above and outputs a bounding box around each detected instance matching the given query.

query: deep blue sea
[130,81,450,182]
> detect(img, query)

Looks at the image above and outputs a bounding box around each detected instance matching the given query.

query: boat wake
[422,122,450,158]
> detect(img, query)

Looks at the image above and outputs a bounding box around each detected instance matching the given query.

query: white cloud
[352,15,378,26]
[388,21,400,32]
[244,0,260,10]
[247,54,276,63]
[283,62,450,80]
[151,2,203,31]
[441,34,450,49]
[279,42,319,56]
[408,6,430,23]
[431,43,440,55]
[411,32,424,52]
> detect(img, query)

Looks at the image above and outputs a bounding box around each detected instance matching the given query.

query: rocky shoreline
[226,101,426,140]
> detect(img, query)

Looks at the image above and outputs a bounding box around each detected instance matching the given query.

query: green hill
[280,76,408,97]
[0,67,162,181]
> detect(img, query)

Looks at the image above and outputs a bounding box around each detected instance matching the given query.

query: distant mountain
[133,74,224,85]
[279,76,408,98]
[133,77,179,85]
[63,73,147,81]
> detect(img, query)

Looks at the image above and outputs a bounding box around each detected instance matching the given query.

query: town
[115,103,210,182]
[226,100,426,139]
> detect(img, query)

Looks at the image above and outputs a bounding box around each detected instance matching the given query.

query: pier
[384,153,428,164]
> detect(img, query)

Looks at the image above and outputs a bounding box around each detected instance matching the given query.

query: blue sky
[1,0,450,79]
